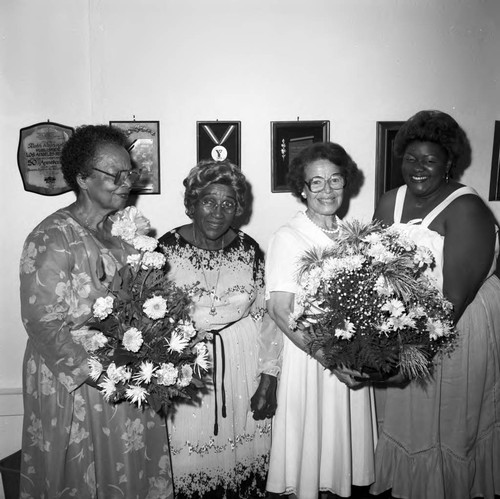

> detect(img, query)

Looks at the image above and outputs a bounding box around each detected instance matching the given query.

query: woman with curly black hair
[19,124,173,498]
[371,110,500,498]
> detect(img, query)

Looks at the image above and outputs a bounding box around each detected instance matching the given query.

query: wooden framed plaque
[17,121,74,195]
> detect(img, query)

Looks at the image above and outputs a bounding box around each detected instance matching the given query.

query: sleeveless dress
[371,186,500,499]
[19,207,173,499]
[265,211,377,499]
[159,229,272,498]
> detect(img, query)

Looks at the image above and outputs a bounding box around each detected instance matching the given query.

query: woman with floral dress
[159,159,276,498]
[19,125,173,498]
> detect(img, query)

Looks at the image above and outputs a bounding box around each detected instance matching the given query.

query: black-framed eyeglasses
[199,197,237,214]
[92,167,141,186]
[304,174,345,192]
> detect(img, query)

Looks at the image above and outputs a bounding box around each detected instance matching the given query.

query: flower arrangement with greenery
[290,219,456,380]
[83,207,209,411]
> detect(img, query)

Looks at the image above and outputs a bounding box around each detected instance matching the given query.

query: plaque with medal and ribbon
[197,121,241,167]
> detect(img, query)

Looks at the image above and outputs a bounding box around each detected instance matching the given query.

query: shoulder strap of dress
[421,186,478,227]
[393,185,407,223]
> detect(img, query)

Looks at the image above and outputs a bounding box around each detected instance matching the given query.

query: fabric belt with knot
[209,320,237,436]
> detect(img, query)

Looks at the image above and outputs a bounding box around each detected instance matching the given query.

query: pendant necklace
[193,226,224,316]
[305,211,339,235]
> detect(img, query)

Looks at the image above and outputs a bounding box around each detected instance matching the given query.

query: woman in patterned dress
[370,110,500,498]
[19,125,173,498]
[159,159,276,498]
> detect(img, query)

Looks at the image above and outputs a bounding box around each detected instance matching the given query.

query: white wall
[1,0,499,480]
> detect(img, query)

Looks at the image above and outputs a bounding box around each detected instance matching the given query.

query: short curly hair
[287,142,363,202]
[60,124,128,192]
[394,110,467,168]
[183,160,247,217]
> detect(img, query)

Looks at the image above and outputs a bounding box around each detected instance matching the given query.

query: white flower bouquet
[83,207,210,411]
[290,219,456,380]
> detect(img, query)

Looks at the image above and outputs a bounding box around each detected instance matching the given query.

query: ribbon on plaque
[202,124,236,161]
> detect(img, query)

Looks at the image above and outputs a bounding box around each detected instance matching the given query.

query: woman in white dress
[253,142,378,498]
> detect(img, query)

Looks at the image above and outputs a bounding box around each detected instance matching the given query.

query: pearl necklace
[193,226,225,316]
[305,211,339,234]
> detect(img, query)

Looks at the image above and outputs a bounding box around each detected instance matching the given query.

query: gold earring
[301,192,306,198]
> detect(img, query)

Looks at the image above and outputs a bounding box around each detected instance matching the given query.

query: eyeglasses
[92,167,141,186]
[199,198,237,214]
[304,174,345,192]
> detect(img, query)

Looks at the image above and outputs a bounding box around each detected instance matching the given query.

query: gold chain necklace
[193,226,225,316]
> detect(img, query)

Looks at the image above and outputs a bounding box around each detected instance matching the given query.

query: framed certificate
[109,120,160,194]
[375,121,404,206]
[197,121,241,167]
[17,121,74,195]
[271,120,330,192]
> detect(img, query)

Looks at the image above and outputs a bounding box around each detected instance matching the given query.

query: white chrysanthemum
[85,331,108,352]
[386,226,414,251]
[125,385,149,407]
[98,376,117,401]
[132,235,158,253]
[334,320,355,340]
[167,330,190,353]
[177,320,197,339]
[367,242,396,264]
[126,253,141,268]
[122,327,144,352]
[93,296,114,320]
[427,318,453,340]
[387,314,416,331]
[377,321,393,335]
[408,305,426,318]
[177,365,193,388]
[156,363,178,386]
[374,275,393,297]
[141,251,166,270]
[363,232,383,245]
[414,246,434,267]
[194,343,210,372]
[106,362,132,383]
[381,299,405,317]
[134,361,156,384]
[143,295,168,319]
[88,357,104,381]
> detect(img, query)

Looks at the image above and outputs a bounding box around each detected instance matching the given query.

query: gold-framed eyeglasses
[199,198,237,214]
[304,174,345,192]
[92,167,141,186]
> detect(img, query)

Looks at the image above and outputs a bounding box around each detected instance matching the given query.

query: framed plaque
[375,121,405,206]
[271,120,330,193]
[488,121,500,201]
[110,120,160,194]
[197,121,241,166]
[17,121,74,195]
